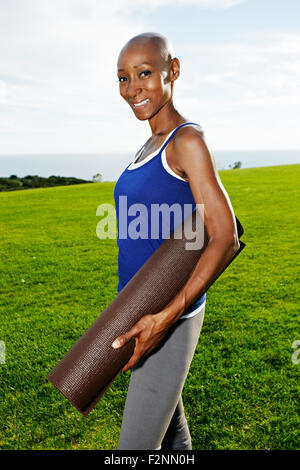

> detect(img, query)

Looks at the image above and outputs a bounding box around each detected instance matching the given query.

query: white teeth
[133,99,150,107]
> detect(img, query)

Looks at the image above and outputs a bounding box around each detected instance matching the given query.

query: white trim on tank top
[127,127,176,169]
[160,148,187,182]
[127,123,200,173]
[180,299,206,320]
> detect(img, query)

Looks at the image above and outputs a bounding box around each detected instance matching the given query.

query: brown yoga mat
[47,209,245,416]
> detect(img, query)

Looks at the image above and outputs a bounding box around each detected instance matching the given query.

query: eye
[117,76,127,83]
[140,70,151,78]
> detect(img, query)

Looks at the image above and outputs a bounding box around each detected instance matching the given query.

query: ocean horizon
[0,150,299,182]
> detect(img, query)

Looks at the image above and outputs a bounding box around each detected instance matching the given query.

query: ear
[170,57,180,82]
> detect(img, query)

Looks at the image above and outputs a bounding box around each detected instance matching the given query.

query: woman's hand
[111,313,171,372]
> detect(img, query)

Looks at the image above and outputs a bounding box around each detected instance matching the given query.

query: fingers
[121,347,144,373]
[111,316,156,372]
[121,337,157,372]
[121,359,134,373]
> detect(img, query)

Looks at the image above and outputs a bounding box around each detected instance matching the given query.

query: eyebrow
[117,62,153,72]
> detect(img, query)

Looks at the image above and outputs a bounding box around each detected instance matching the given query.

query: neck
[148,100,186,136]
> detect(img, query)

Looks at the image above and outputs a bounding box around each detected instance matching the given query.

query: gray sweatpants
[117,307,205,450]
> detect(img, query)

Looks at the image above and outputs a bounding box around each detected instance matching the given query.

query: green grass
[0,164,299,450]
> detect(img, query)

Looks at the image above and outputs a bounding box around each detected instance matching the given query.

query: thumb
[111,336,125,349]
[111,324,142,349]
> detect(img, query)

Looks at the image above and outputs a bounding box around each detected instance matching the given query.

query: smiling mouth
[132,98,150,108]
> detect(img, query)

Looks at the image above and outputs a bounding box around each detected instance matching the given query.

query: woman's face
[117,43,174,121]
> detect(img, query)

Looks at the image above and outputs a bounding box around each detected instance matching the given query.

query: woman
[112,32,240,450]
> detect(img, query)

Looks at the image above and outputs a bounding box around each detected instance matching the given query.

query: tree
[229,161,242,169]
[93,173,103,183]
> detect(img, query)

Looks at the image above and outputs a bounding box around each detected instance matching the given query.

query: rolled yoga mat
[47,209,245,416]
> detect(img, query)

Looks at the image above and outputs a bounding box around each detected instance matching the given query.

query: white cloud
[0,1,299,154]
[176,31,300,107]
[169,0,247,9]
[0,80,7,104]
[172,31,300,149]
[118,0,247,10]
[0,0,149,152]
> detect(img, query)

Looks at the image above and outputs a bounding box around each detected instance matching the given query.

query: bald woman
[112,33,240,450]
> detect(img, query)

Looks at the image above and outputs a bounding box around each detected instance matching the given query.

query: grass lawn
[0,164,299,450]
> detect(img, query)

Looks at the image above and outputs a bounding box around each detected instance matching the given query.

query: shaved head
[118,32,175,69]
[117,32,180,120]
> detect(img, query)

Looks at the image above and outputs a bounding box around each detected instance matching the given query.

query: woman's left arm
[112,129,240,371]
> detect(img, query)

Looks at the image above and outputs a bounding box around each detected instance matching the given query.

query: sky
[0,0,299,155]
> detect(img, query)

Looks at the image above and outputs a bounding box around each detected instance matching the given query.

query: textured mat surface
[47,209,245,416]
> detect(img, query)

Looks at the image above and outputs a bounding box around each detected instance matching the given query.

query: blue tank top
[113,122,206,319]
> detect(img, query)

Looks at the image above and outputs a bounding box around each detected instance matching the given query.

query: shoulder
[171,124,217,174]
[173,124,206,155]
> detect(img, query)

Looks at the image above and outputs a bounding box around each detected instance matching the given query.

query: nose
[125,77,142,101]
